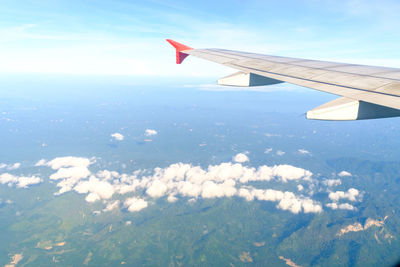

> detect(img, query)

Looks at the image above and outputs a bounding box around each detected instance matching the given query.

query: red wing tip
[166,39,193,51]
[166,39,193,64]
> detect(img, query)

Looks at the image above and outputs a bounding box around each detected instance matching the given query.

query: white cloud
[0,173,42,188]
[108,159,319,213]
[14,176,42,188]
[277,197,303,214]
[301,199,323,213]
[6,154,362,215]
[322,179,342,187]
[38,156,94,195]
[146,180,168,198]
[111,133,124,141]
[297,185,304,191]
[238,188,254,201]
[0,163,22,170]
[201,180,237,198]
[298,149,310,155]
[272,165,313,182]
[109,159,315,213]
[137,161,311,212]
[167,194,178,203]
[264,148,272,154]
[7,163,21,170]
[35,159,46,166]
[124,197,148,212]
[97,170,120,180]
[329,188,360,202]
[242,188,322,214]
[276,150,285,156]
[50,166,91,180]
[74,176,115,202]
[338,171,352,177]
[85,193,100,203]
[145,129,158,136]
[103,200,120,212]
[233,153,249,163]
[45,156,92,170]
[326,202,355,211]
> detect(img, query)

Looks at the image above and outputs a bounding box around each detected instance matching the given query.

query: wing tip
[166,39,193,64]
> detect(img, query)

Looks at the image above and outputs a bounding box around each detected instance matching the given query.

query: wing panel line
[227,62,400,99]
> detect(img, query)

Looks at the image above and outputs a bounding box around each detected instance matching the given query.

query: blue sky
[1,0,400,76]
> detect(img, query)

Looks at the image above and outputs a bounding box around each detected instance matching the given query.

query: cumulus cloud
[111,133,124,141]
[0,163,21,170]
[0,173,42,188]
[43,157,314,213]
[322,179,341,187]
[326,202,355,211]
[50,166,91,180]
[233,153,249,163]
[20,154,367,215]
[202,180,237,198]
[338,171,352,177]
[74,176,115,202]
[36,157,94,195]
[44,156,92,170]
[146,180,168,198]
[329,188,360,202]
[97,170,120,180]
[238,188,322,213]
[124,197,148,212]
[110,161,316,213]
[276,150,285,156]
[85,192,101,202]
[145,129,158,136]
[272,165,313,182]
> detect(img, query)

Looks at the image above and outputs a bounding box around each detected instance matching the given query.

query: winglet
[166,39,193,64]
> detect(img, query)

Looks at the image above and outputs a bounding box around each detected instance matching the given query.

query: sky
[1,0,400,76]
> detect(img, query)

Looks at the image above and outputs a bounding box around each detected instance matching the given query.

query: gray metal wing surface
[167,39,400,120]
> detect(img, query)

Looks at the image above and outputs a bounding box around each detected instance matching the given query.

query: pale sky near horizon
[1,0,400,77]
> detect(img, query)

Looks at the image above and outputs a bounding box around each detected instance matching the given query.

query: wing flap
[307,97,400,120]
[218,72,283,87]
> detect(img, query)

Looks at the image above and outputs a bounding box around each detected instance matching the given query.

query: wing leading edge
[166,39,400,120]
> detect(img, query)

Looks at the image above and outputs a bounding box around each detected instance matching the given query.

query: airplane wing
[166,39,400,120]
